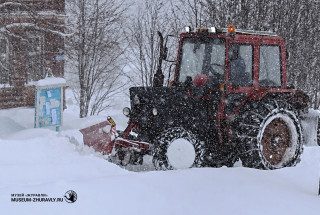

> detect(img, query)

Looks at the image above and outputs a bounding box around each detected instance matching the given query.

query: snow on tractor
[80,25,309,170]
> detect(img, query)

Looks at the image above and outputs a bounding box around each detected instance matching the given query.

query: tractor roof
[184,25,278,37]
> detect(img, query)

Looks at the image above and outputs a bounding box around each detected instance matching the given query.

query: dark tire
[152,127,204,170]
[111,148,131,166]
[236,97,303,169]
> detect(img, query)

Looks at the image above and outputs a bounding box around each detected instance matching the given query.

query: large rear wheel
[236,98,303,169]
[152,127,204,170]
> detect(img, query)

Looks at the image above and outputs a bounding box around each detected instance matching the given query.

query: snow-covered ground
[1,89,320,215]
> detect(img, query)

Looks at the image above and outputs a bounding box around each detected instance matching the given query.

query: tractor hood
[128,86,208,142]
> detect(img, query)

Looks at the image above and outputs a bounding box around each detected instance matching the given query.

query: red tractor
[81,26,309,170]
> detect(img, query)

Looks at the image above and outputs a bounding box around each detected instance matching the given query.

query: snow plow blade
[79,117,115,155]
[80,116,150,163]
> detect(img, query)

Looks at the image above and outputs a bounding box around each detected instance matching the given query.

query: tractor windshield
[178,37,226,83]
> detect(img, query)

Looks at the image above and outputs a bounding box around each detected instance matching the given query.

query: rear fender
[286,90,309,111]
[258,90,309,112]
[234,89,309,116]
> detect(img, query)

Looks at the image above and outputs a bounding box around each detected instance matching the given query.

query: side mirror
[164,34,179,63]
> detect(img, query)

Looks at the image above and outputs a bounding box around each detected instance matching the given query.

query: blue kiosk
[34,76,66,131]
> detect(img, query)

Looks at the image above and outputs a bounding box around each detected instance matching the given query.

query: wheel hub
[261,118,291,166]
[167,138,196,169]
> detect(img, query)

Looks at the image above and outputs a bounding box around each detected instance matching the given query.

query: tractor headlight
[123,107,131,117]
[152,108,158,116]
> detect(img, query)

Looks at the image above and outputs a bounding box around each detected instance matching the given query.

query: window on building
[259,45,282,87]
[26,37,44,83]
[0,38,10,85]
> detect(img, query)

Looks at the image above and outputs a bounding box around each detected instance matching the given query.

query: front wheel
[152,127,204,170]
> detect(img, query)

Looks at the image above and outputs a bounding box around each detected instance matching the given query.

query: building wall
[0,0,65,108]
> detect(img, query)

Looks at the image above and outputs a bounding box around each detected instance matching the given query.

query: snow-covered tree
[65,0,128,117]
[125,0,180,87]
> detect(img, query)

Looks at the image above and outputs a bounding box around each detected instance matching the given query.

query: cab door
[223,42,255,116]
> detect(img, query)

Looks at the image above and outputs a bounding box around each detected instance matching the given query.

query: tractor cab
[173,26,286,98]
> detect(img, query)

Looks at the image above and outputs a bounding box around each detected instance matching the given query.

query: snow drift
[0,101,319,215]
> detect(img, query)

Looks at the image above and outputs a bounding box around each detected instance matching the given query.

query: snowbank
[0,130,128,186]
[1,131,319,215]
[0,93,319,215]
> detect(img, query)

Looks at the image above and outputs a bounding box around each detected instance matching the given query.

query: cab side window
[229,43,253,87]
[259,45,282,87]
